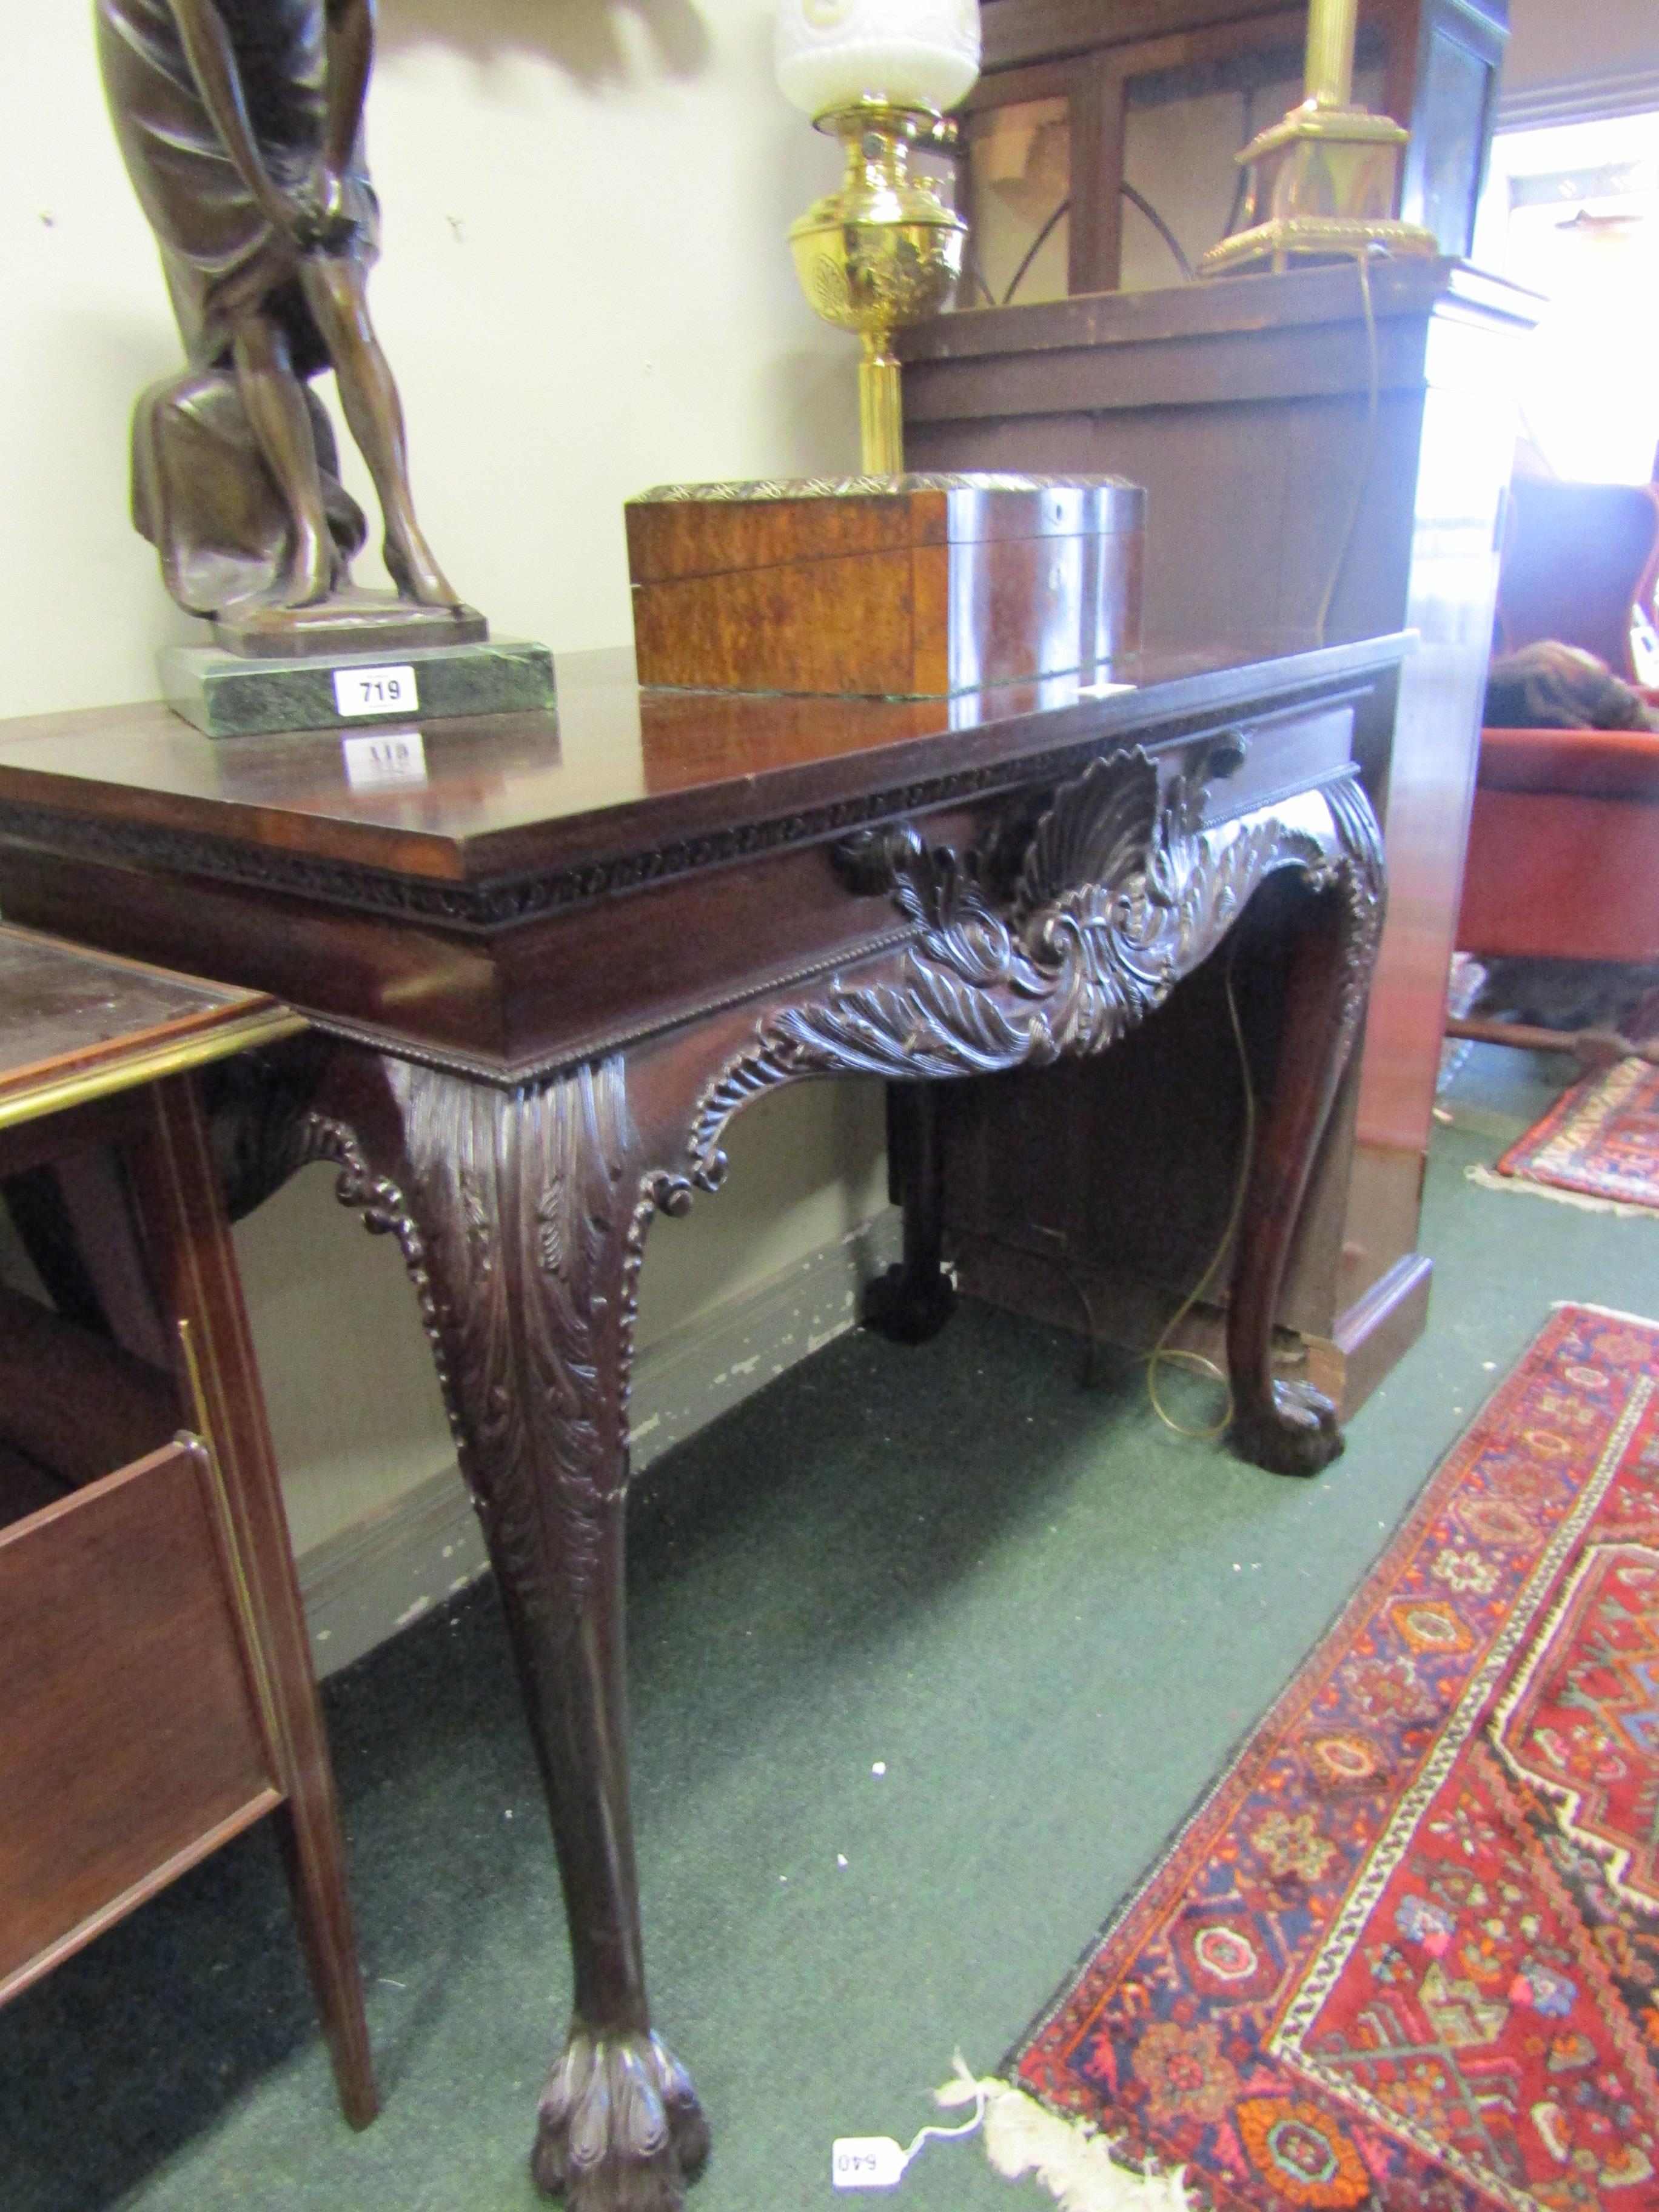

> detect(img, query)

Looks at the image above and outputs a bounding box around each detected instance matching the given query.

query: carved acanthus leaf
[407,1061,640,1626]
[308,1061,645,1629]
[688,754,1383,1190]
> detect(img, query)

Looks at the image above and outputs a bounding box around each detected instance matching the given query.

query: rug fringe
[1464,1164,1658,1219]
[937,2062,1191,2211]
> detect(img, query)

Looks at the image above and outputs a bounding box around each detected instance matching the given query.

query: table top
[0,925,300,1132]
[0,636,1407,897]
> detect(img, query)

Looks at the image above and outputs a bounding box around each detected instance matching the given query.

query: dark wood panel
[1068,59,1127,296]
[0,1441,277,1996]
[980,0,1504,70]
[983,0,1316,69]
[0,1440,69,1532]
[0,1283,177,1487]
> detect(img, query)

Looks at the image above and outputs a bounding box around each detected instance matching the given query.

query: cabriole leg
[318,1052,708,2210]
[1226,893,1366,1477]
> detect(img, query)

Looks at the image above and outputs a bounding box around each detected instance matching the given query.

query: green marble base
[159,636,555,738]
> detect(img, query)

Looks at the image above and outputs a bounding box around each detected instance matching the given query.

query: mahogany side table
[0,635,1396,2208]
[0,925,375,2127]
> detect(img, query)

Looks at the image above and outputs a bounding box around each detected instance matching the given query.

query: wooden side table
[0,925,375,2128]
[0,634,1396,2206]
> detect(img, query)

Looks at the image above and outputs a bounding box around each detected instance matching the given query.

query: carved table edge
[678,758,1385,1198]
[287,923,920,1088]
[243,762,1382,1094]
[0,673,1386,935]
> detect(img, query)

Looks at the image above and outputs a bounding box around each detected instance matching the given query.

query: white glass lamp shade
[776,0,982,119]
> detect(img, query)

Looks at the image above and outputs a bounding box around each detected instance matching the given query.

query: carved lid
[626,474,1145,583]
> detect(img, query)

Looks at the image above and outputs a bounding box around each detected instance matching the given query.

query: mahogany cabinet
[899,256,1537,1408]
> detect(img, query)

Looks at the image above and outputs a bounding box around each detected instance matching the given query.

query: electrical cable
[1145,940,1256,1439]
[999,181,1192,307]
[1313,249,1382,646]
[1222,159,1251,247]
[1121,182,1195,281]
[1140,247,1386,1435]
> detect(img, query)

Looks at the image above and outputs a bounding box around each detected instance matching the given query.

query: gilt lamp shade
[775,0,981,119]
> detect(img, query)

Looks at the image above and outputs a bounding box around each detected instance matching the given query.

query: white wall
[0,1,887,1554]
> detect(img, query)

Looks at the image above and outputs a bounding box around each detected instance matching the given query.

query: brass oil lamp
[776,1,980,474]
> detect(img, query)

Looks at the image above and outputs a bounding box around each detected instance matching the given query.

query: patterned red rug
[1014,1305,1659,2208]
[1487,1057,1659,1214]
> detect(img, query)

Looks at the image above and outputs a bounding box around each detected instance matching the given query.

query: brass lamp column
[776,1,982,477]
[1199,0,1438,275]
[787,109,966,475]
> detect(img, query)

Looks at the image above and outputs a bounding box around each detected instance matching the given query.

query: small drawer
[1193,703,1359,825]
[0,1439,280,2000]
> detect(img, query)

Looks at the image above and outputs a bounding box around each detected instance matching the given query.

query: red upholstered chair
[1452,479,1659,1056]
[1458,725,1659,964]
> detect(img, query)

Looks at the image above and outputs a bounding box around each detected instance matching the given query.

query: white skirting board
[297,1208,903,1678]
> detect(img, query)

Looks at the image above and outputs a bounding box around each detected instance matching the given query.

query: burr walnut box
[625,473,1144,699]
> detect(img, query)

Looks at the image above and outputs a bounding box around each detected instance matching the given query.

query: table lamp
[776,0,980,475]
[1199,0,1438,275]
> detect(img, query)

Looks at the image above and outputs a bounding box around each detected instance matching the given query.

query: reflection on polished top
[0,638,1402,888]
[0,922,297,1130]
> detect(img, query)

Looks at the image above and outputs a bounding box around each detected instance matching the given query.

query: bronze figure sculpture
[97,0,473,648]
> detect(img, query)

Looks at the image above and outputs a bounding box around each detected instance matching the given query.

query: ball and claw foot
[1229,1378,1345,1478]
[532,2029,710,2211]
[860,1262,957,1346]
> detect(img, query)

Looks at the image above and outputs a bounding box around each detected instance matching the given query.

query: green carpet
[6,1045,1657,2212]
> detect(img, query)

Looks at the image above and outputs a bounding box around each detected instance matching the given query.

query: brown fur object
[1484,639,1659,733]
